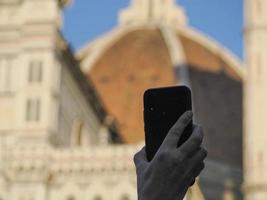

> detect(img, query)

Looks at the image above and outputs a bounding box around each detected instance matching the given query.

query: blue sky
[63,0,244,59]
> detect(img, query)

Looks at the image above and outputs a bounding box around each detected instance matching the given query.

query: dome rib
[176,26,245,80]
[159,25,191,87]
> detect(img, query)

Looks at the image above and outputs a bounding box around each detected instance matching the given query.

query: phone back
[144,86,192,161]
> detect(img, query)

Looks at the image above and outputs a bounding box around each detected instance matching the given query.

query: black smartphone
[144,86,193,161]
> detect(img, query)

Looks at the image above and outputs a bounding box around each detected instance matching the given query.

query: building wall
[54,60,106,147]
[0,0,106,144]
[0,1,119,199]
[0,0,63,142]
[0,0,21,138]
[0,139,138,200]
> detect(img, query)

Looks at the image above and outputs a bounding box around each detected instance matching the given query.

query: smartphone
[144,86,193,161]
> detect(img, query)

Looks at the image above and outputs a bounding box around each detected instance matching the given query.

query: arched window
[121,194,130,200]
[26,98,41,122]
[71,119,84,146]
[66,196,75,200]
[28,60,43,83]
[93,195,102,200]
[19,195,34,200]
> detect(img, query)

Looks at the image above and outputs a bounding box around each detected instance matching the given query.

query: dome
[77,1,245,168]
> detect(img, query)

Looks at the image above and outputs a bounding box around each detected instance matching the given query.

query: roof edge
[176,26,246,80]
[77,24,246,80]
[59,36,122,143]
[76,24,164,73]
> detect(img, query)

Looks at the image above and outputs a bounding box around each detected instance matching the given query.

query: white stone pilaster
[14,0,63,143]
[244,0,267,199]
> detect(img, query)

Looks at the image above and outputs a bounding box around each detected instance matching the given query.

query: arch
[85,182,108,200]
[66,196,75,200]
[59,182,81,200]
[121,194,131,200]
[113,182,136,200]
[93,195,102,200]
[71,119,84,146]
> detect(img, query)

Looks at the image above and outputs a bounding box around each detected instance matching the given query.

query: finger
[134,146,149,167]
[189,179,195,186]
[185,162,205,188]
[190,162,205,180]
[189,147,208,167]
[160,111,193,150]
[179,125,204,157]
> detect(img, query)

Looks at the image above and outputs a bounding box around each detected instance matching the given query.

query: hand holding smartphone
[134,86,205,197]
[143,86,193,161]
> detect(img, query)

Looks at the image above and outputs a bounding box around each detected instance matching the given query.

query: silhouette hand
[134,111,207,200]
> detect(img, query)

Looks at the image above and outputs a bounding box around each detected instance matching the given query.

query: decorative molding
[2,143,139,182]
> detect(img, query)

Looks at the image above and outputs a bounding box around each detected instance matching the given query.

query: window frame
[25,98,41,122]
[28,60,43,83]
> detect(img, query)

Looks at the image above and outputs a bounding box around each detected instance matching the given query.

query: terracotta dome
[83,28,176,143]
[77,2,245,199]
[77,0,246,168]
[78,24,244,167]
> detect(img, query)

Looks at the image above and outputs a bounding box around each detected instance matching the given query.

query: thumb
[134,146,148,168]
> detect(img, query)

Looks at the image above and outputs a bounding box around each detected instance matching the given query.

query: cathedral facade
[0,0,138,199]
[0,0,266,200]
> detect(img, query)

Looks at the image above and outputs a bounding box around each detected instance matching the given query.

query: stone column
[244,0,267,199]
